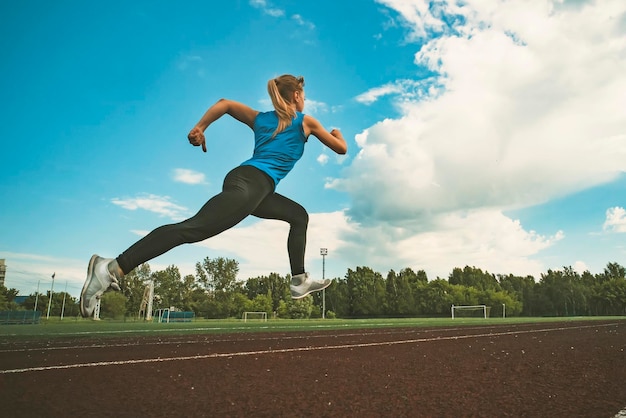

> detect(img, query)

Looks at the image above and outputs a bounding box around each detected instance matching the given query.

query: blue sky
[1,0,625,298]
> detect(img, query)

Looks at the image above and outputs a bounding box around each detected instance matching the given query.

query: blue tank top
[240,111,307,186]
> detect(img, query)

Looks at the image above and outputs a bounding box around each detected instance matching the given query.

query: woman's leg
[252,193,308,276]
[252,193,331,299]
[116,165,274,274]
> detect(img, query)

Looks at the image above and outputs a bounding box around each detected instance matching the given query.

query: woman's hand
[187,126,207,152]
[330,128,343,139]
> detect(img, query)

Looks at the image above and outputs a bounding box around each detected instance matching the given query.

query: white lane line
[0,324,531,353]
[1,321,613,354]
[0,323,618,375]
[0,322,400,338]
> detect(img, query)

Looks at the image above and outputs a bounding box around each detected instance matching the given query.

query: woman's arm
[188,99,259,152]
[303,115,347,155]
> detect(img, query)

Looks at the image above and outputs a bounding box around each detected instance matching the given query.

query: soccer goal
[242,311,268,322]
[451,304,490,319]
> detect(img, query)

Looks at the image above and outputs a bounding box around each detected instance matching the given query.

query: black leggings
[116,165,308,276]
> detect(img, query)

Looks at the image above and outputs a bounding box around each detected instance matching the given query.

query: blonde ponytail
[267,75,305,138]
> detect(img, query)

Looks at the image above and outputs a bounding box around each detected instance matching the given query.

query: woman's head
[267,74,305,137]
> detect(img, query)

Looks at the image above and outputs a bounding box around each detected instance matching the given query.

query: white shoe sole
[79,255,99,317]
[291,280,331,300]
[80,255,121,318]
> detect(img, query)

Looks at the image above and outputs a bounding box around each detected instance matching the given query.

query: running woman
[79,74,347,317]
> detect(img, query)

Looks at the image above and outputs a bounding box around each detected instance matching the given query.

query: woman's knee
[293,205,309,227]
[173,216,218,243]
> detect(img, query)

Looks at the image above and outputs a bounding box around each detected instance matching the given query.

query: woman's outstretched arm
[188,99,259,152]
[303,115,347,155]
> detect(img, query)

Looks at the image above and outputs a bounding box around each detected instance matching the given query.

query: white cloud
[130,229,149,237]
[333,0,626,277]
[573,261,589,274]
[304,98,328,115]
[249,0,284,17]
[355,79,438,105]
[111,194,189,221]
[355,83,405,105]
[186,211,354,280]
[250,1,317,27]
[172,168,207,185]
[317,154,329,165]
[375,0,449,39]
[146,208,559,281]
[292,14,315,29]
[341,0,626,220]
[603,207,626,233]
[265,8,284,17]
[0,251,90,297]
[335,209,562,279]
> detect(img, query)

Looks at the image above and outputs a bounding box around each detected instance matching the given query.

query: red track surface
[1,320,625,417]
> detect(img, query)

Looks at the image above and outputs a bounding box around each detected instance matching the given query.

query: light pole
[320,248,327,319]
[61,281,68,320]
[33,279,40,322]
[46,272,55,319]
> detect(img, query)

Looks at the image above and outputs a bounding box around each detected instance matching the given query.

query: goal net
[451,304,490,319]
[242,311,268,322]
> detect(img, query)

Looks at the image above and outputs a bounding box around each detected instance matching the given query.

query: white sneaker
[290,273,331,299]
[79,255,121,318]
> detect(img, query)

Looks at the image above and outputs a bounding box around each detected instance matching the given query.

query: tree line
[1,259,625,320]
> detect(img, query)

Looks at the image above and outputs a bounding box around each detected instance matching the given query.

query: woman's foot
[290,273,331,299]
[79,255,121,317]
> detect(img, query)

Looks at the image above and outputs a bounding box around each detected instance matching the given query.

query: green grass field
[2,316,624,340]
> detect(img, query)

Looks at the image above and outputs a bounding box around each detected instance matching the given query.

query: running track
[1,320,625,417]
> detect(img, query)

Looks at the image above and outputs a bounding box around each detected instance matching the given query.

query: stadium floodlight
[320,248,327,319]
[93,299,101,320]
[33,280,41,320]
[46,272,56,319]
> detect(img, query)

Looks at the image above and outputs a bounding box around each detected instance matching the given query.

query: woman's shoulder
[258,110,277,118]
[254,110,275,122]
[295,111,307,123]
